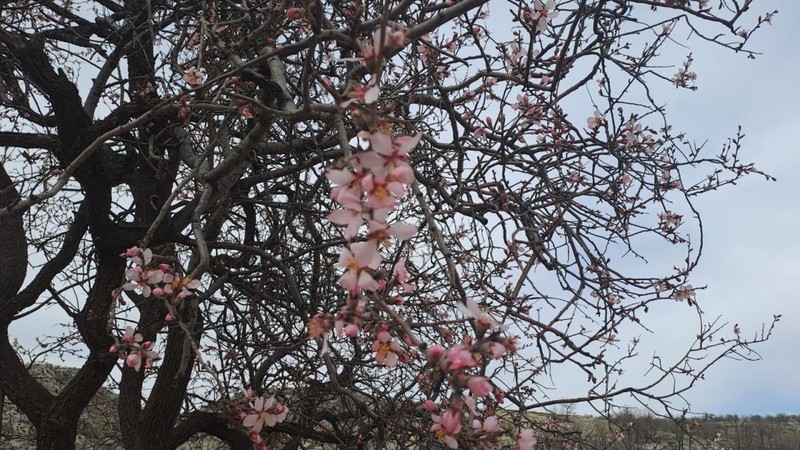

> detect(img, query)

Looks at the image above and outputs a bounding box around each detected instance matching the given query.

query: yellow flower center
[377,342,391,359]
[373,186,389,201]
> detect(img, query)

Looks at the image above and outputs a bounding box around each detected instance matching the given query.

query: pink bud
[286,7,303,21]
[423,399,437,412]
[165,313,174,321]
[109,344,118,354]
[126,353,141,370]
[344,323,359,337]
[427,345,445,359]
[249,429,263,445]
[483,415,500,432]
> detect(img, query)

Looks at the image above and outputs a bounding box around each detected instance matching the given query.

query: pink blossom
[242,396,288,433]
[427,345,445,359]
[248,429,263,447]
[183,67,205,86]
[162,274,201,300]
[359,37,381,67]
[361,172,403,209]
[392,258,417,293]
[587,110,603,130]
[114,327,160,371]
[286,7,303,21]
[329,208,365,239]
[526,0,558,33]
[388,165,415,185]
[122,246,152,266]
[327,167,357,186]
[331,184,363,211]
[658,211,683,232]
[126,353,142,371]
[371,331,404,367]
[339,241,381,292]
[467,376,492,397]
[121,326,143,345]
[327,166,364,195]
[673,284,695,302]
[343,323,359,337]
[458,298,498,328]
[387,222,417,241]
[392,133,422,158]
[484,341,507,359]
[239,104,254,119]
[512,94,542,124]
[517,428,538,450]
[351,83,380,105]
[373,26,407,51]
[444,345,478,371]
[328,167,366,211]
[366,220,417,249]
[122,266,164,298]
[506,43,525,66]
[430,410,462,449]
[307,313,330,338]
[472,415,500,433]
[186,32,200,48]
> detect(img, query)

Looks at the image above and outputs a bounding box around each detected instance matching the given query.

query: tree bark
[0,164,26,303]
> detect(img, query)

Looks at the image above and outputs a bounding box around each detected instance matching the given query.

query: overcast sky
[619,0,800,415]
[7,0,799,418]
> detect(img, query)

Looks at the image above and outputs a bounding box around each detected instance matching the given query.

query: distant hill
[1,363,228,450]
[1,363,121,450]
[3,364,800,449]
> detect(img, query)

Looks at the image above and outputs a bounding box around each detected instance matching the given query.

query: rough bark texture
[0,165,26,302]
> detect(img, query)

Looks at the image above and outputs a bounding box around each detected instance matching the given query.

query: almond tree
[0,1,779,449]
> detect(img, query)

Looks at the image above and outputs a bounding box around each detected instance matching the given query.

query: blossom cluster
[113,247,203,371]
[232,389,289,450]
[320,126,535,450]
[120,247,201,303]
[623,117,656,152]
[317,25,541,449]
[672,54,698,88]
[109,326,160,372]
[523,0,558,33]
[321,129,421,362]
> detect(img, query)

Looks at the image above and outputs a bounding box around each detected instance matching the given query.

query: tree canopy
[0,0,778,449]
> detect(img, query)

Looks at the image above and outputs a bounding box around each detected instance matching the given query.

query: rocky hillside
[1,363,122,449]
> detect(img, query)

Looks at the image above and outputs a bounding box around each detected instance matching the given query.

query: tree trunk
[35,415,78,450]
[0,165,27,303]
